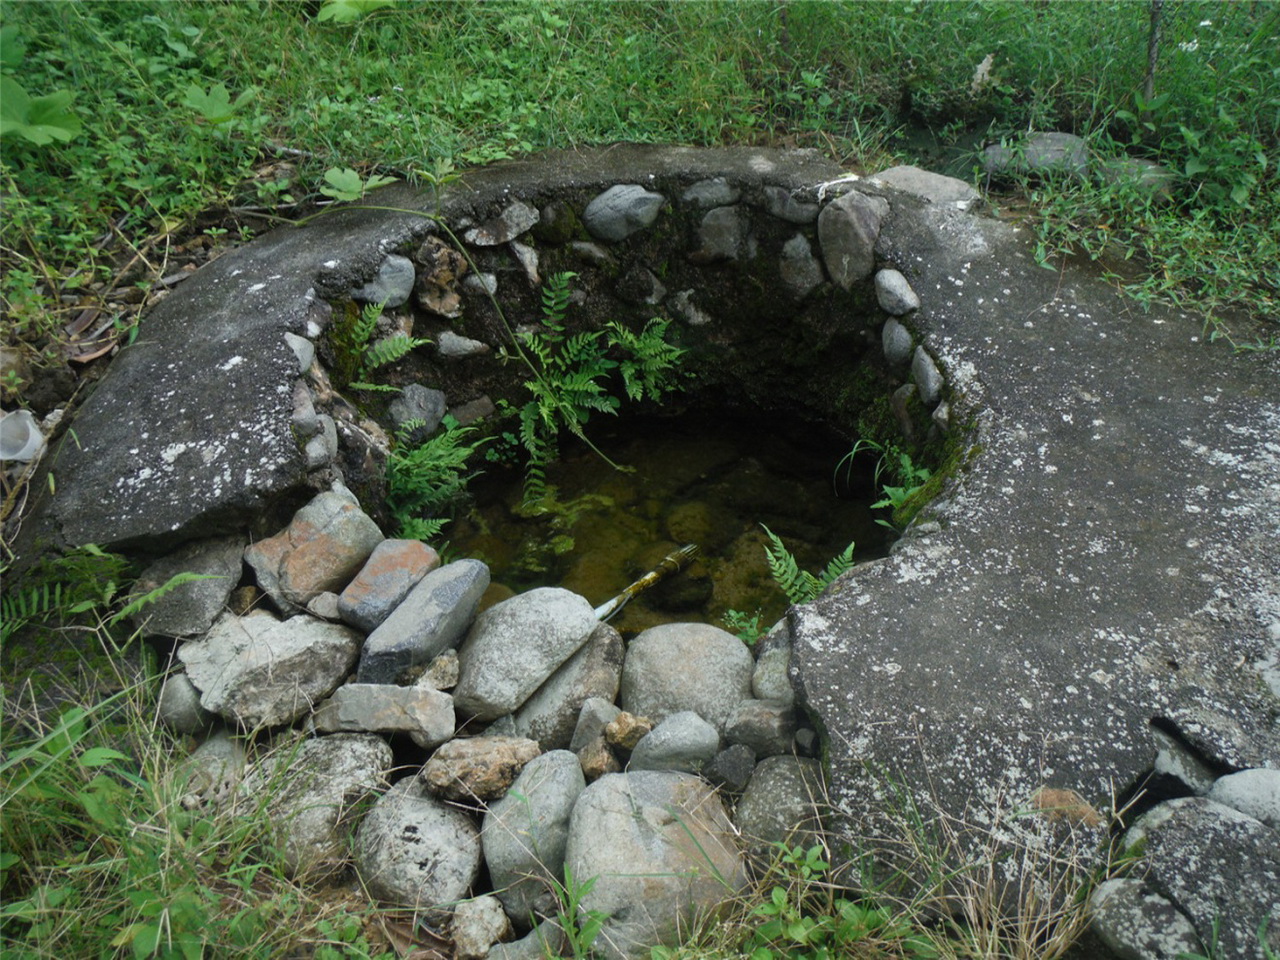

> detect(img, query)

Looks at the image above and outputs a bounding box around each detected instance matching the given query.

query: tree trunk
[1144,0,1165,105]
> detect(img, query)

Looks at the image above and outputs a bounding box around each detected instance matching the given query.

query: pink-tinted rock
[421,736,541,802]
[339,538,441,632]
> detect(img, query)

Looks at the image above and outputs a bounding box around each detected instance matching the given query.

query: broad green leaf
[0,24,27,69]
[182,83,252,124]
[78,747,130,768]
[320,166,366,200]
[0,77,81,145]
[316,0,396,23]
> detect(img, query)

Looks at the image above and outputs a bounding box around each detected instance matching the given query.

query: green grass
[3,1,1273,381]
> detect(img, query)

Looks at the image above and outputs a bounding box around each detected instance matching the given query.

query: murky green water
[450,408,890,636]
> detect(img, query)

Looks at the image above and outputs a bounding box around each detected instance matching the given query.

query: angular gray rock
[681,177,740,208]
[703,743,757,795]
[569,697,621,752]
[454,588,599,722]
[871,165,980,206]
[982,132,1089,180]
[881,318,913,367]
[452,895,512,960]
[244,486,384,612]
[310,683,455,749]
[751,644,794,705]
[563,771,747,960]
[355,777,482,913]
[487,919,568,960]
[179,610,361,728]
[693,205,750,262]
[512,622,624,750]
[1097,157,1176,202]
[338,538,441,633]
[482,750,585,929]
[245,732,392,878]
[628,711,719,774]
[762,184,819,224]
[582,185,665,242]
[439,330,491,359]
[620,622,754,733]
[389,384,448,444]
[874,268,920,316]
[358,559,490,684]
[1208,769,1280,829]
[817,190,889,289]
[779,234,824,301]
[734,756,826,856]
[1123,797,1280,959]
[723,699,798,758]
[130,534,246,638]
[1089,878,1204,960]
[1150,726,1217,796]
[157,671,217,734]
[422,736,542,802]
[911,346,943,407]
[352,254,416,308]
[464,200,540,246]
[176,728,246,810]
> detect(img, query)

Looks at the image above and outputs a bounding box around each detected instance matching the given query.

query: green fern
[364,333,431,370]
[761,525,856,605]
[511,273,685,503]
[387,416,487,540]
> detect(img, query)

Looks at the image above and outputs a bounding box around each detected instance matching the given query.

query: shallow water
[449,408,891,636]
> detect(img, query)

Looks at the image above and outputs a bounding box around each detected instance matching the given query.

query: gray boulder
[723,699,798,758]
[488,920,568,960]
[482,750,586,929]
[881,318,913,367]
[176,728,246,810]
[130,534,245,637]
[1123,797,1280,959]
[355,777,482,913]
[911,346,943,407]
[244,486,384,613]
[358,559,490,684]
[179,610,360,728]
[438,330,491,359]
[620,622,754,733]
[1208,769,1280,829]
[310,683,455,749]
[982,132,1089,180]
[734,756,826,857]
[464,200,540,246]
[703,743,757,795]
[352,253,416,307]
[453,895,513,960]
[692,206,751,262]
[389,384,447,443]
[582,185,665,242]
[454,588,599,722]
[563,771,747,960]
[157,671,217,734]
[1089,878,1204,960]
[779,234,825,301]
[628,711,719,774]
[338,538,441,632]
[751,643,794,706]
[1097,157,1176,202]
[681,177,740,208]
[569,697,621,752]
[761,184,819,224]
[874,268,920,316]
[817,190,889,290]
[245,732,392,878]
[871,166,980,206]
[512,622,624,750]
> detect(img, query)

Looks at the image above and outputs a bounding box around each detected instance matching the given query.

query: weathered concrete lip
[791,193,1280,838]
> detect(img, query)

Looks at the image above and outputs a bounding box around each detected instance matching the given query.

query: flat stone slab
[792,189,1280,869]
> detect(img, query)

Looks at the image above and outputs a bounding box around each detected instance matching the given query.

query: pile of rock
[147,484,826,960]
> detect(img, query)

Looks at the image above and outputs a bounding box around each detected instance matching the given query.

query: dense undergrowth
[3,1,1279,957]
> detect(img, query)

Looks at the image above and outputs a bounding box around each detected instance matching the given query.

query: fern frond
[819,540,857,587]
[761,525,819,605]
[365,334,431,370]
[354,299,384,349]
[350,381,402,393]
[540,271,577,330]
[111,573,220,627]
